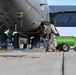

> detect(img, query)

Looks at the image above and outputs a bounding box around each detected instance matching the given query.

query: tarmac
[0,48,75,75]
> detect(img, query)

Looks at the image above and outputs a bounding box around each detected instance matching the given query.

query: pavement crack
[62,52,64,75]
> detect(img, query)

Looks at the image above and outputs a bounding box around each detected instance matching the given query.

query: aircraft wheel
[74,46,76,51]
[13,33,19,49]
[61,43,70,52]
[56,45,62,51]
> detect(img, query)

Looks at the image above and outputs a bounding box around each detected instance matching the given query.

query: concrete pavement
[64,52,76,75]
[0,48,75,75]
[0,51,63,75]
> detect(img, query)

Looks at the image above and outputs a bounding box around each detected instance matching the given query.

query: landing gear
[19,37,29,49]
[13,32,19,49]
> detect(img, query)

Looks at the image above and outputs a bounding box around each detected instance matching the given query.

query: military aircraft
[0,0,50,49]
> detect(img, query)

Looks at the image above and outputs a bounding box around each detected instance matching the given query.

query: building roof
[49,6,76,13]
[49,6,76,27]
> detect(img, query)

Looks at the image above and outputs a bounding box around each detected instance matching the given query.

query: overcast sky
[47,0,76,5]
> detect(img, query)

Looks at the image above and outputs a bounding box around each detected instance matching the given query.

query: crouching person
[47,20,60,52]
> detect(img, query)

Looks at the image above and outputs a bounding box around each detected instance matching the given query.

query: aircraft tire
[13,33,19,49]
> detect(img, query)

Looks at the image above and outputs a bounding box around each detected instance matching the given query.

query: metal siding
[51,13,76,27]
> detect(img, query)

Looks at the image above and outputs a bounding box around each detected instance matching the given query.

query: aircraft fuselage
[0,0,49,32]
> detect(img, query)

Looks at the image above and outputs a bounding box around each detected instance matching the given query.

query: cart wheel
[74,46,76,51]
[61,43,70,52]
[56,45,62,51]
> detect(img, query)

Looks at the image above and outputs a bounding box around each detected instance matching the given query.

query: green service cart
[55,36,76,52]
